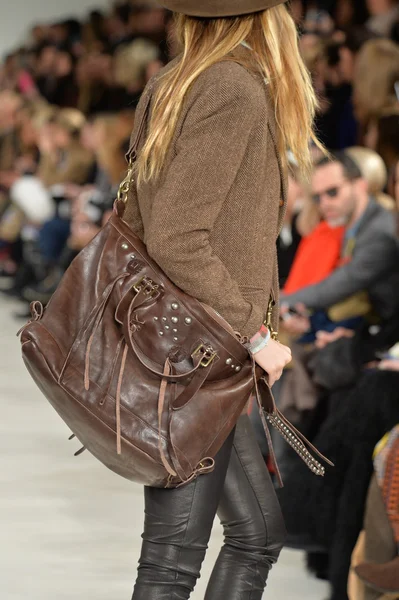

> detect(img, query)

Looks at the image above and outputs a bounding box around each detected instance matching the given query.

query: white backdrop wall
[1,0,111,58]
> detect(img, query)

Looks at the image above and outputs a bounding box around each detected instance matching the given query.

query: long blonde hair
[136,4,321,185]
[353,39,399,125]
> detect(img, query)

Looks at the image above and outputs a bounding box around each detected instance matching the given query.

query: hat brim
[159,0,288,18]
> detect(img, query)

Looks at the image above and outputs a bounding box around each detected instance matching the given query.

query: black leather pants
[132,415,286,599]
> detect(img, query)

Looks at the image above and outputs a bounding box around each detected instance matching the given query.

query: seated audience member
[366,0,399,37]
[337,26,380,88]
[365,108,399,174]
[38,108,94,187]
[277,167,399,600]
[113,38,161,97]
[0,108,94,303]
[281,151,398,337]
[283,146,395,328]
[19,110,134,306]
[353,38,399,135]
[278,346,399,600]
[346,146,396,211]
[277,154,304,288]
[350,424,399,600]
[0,91,24,172]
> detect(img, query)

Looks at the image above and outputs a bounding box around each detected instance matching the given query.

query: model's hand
[253,339,292,387]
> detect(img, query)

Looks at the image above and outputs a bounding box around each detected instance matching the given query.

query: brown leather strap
[125,83,155,164]
[274,408,334,467]
[252,359,283,487]
[84,273,130,391]
[158,359,177,477]
[115,282,160,326]
[172,364,213,410]
[115,343,129,455]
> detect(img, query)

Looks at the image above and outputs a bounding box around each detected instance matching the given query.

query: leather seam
[29,342,164,466]
[232,440,269,550]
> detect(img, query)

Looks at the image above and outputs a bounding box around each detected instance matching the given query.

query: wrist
[248,324,270,355]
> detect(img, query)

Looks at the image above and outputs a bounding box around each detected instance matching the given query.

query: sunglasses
[312,180,349,204]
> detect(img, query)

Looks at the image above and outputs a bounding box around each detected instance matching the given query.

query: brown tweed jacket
[124,52,287,339]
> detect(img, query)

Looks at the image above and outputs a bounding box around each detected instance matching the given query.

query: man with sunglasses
[280,151,398,335]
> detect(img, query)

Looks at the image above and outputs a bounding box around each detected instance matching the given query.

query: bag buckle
[192,344,218,368]
[133,276,159,298]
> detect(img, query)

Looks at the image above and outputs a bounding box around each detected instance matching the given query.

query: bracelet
[248,324,271,355]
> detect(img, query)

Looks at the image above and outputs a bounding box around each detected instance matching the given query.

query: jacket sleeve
[145,68,265,338]
[281,231,398,310]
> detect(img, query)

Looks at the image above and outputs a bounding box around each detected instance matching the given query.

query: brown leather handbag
[18,91,331,488]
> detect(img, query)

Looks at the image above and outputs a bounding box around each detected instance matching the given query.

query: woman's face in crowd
[37,46,57,75]
[54,52,73,78]
[367,0,396,15]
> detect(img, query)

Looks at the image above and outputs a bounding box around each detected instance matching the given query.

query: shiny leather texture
[132,416,286,599]
[19,200,265,488]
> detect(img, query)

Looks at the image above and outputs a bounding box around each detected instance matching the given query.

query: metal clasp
[265,296,279,341]
[192,343,218,368]
[117,160,134,204]
[133,276,159,298]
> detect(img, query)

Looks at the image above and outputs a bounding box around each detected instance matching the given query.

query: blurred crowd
[1,1,399,600]
[0,0,172,308]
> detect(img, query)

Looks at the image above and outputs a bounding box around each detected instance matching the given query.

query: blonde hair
[56,108,87,136]
[353,39,399,124]
[114,39,159,88]
[345,146,387,195]
[136,5,321,185]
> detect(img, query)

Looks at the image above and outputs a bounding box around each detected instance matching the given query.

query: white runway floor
[0,295,329,600]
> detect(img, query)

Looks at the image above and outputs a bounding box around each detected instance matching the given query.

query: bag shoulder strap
[126,82,155,165]
[117,82,155,205]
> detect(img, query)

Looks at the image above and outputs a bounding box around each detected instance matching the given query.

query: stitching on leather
[171,477,199,599]
[232,434,269,551]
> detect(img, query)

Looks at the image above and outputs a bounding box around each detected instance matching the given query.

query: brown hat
[158,0,288,18]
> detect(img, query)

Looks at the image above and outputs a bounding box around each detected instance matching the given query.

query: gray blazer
[282,199,399,315]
